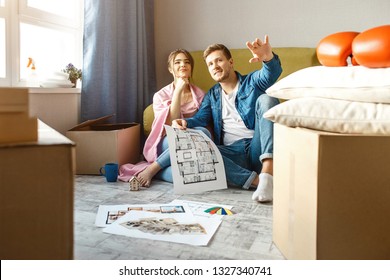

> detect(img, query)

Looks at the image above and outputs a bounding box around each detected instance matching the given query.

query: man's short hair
[203,44,232,61]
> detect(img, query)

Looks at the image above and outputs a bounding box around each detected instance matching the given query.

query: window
[0,1,6,79]
[26,0,78,19]
[0,0,83,87]
[0,18,5,78]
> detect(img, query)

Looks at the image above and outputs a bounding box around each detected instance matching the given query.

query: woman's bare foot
[136,162,162,187]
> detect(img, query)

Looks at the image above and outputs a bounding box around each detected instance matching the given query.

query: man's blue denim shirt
[186,53,282,145]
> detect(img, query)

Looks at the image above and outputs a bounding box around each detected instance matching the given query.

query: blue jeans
[154,136,172,183]
[154,126,211,183]
[218,94,279,189]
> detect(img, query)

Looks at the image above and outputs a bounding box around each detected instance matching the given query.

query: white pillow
[266,66,390,103]
[264,97,390,134]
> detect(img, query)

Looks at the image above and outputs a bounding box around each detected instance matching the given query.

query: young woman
[119,49,206,186]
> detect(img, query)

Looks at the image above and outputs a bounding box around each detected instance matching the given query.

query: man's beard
[213,68,230,82]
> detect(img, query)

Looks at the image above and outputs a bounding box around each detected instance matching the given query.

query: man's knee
[256,94,279,113]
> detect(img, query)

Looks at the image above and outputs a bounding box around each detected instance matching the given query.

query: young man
[172,36,282,202]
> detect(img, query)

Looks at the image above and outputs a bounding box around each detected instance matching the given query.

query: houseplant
[62,63,82,87]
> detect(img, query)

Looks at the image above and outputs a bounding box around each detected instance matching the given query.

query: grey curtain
[81,0,156,124]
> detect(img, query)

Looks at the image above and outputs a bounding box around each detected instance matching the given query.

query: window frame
[0,1,10,83]
[0,0,83,87]
[19,0,81,29]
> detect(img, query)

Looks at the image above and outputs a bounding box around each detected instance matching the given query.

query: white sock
[252,173,273,202]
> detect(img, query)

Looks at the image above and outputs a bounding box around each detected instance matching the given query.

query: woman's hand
[172,119,187,130]
[175,76,189,93]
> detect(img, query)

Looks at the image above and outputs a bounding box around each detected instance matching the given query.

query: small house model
[129,176,141,191]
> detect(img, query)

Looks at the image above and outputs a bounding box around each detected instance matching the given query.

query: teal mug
[99,163,119,182]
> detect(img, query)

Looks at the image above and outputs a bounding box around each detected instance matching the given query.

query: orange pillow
[316,31,360,66]
[352,25,390,68]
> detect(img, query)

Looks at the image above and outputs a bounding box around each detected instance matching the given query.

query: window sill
[28,87,81,94]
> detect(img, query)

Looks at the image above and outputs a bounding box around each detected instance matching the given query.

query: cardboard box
[66,115,140,174]
[0,87,29,113]
[0,88,38,144]
[273,123,390,260]
[0,121,74,259]
[0,113,38,144]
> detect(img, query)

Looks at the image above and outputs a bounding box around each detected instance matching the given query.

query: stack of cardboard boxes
[0,88,38,144]
[0,88,74,259]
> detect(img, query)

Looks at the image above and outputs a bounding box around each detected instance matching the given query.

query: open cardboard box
[66,115,140,174]
[273,123,390,260]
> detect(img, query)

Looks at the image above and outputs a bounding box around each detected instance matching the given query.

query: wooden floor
[73,175,285,260]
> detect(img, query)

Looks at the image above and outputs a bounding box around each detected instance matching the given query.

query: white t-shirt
[221,83,254,145]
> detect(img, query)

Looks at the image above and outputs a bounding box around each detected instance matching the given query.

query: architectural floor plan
[174,128,219,184]
[121,217,207,235]
[165,126,227,194]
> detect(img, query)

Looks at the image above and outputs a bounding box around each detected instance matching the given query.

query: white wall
[155,0,390,88]
[29,88,81,135]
